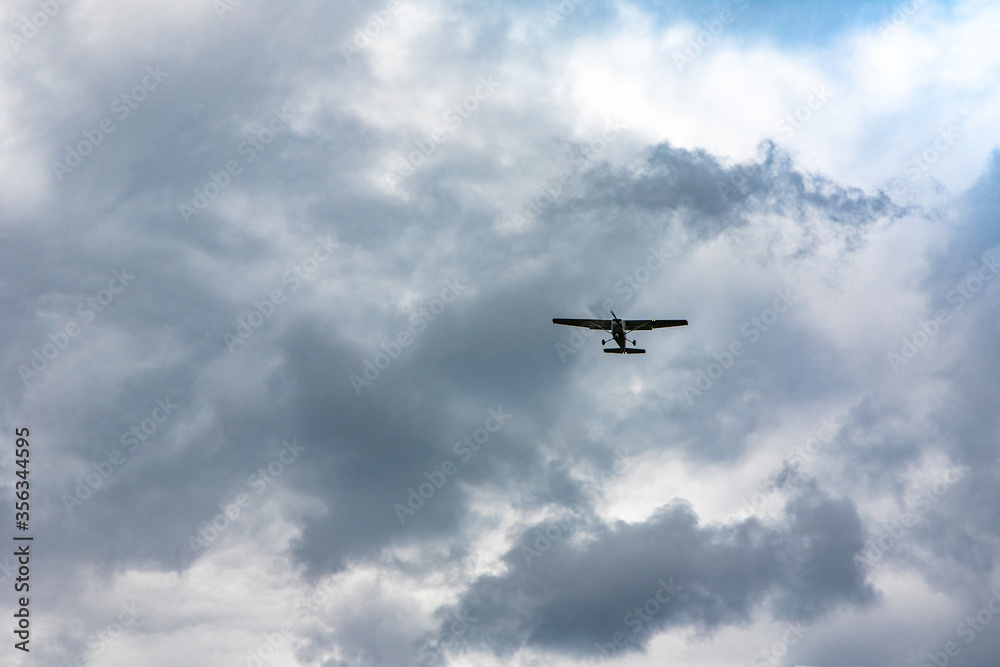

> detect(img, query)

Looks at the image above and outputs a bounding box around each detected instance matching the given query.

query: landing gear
[603,338,638,346]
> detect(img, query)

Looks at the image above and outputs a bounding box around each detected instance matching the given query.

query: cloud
[447,479,874,658]
[3,1,1000,666]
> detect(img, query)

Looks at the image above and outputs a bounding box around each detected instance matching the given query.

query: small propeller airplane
[552,311,687,354]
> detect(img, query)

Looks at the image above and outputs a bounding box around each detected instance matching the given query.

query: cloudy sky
[2,0,1000,665]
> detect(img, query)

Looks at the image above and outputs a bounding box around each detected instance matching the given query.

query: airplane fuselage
[610,317,627,351]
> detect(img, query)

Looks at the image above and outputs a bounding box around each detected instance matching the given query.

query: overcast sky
[2,1,1000,666]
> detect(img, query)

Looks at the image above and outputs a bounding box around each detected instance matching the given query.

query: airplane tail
[604,348,645,354]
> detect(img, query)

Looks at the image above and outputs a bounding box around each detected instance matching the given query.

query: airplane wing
[625,319,688,331]
[552,318,613,330]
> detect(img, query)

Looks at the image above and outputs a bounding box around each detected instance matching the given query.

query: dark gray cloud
[443,479,874,659]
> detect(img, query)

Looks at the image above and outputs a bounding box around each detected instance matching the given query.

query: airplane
[552,311,687,354]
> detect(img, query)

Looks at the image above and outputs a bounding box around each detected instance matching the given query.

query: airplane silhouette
[553,311,687,354]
